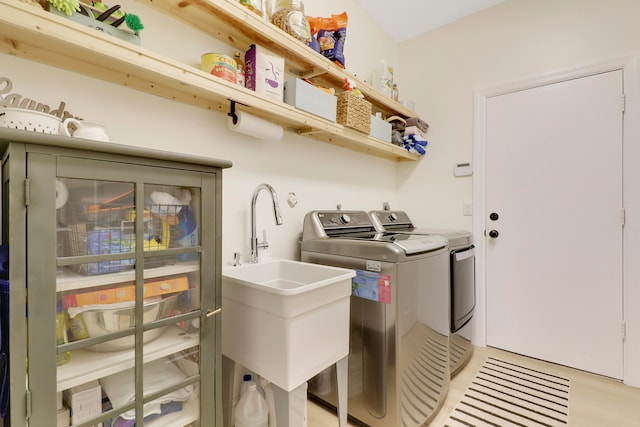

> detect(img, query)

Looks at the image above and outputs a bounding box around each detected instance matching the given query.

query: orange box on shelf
[64,285,136,307]
[143,275,190,297]
[64,275,189,307]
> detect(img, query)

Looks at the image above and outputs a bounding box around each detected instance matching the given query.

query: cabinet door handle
[206,307,222,318]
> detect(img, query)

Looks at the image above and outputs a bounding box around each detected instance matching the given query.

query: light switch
[463,201,472,216]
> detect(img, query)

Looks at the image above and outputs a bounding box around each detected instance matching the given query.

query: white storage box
[245,44,285,102]
[63,380,102,425]
[369,114,392,143]
[222,260,353,391]
[284,79,337,122]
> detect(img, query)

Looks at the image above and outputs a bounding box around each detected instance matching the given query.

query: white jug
[235,382,268,427]
[61,118,110,142]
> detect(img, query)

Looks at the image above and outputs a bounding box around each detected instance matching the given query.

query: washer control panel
[317,211,373,229]
[370,210,413,229]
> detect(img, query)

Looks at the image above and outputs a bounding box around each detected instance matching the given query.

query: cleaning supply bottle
[240,373,254,397]
[55,304,71,365]
[391,83,399,101]
[235,382,268,427]
[371,60,392,97]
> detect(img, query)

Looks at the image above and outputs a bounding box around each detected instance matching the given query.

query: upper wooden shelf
[138,0,417,118]
[0,0,420,161]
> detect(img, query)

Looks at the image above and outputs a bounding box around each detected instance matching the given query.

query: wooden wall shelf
[0,0,420,161]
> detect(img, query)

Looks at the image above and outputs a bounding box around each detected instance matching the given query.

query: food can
[200,53,237,84]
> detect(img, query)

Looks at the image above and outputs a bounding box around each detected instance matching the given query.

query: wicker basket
[336,92,372,134]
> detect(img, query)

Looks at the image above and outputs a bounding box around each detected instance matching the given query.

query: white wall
[396,0,640,386]
[1,0,401,266]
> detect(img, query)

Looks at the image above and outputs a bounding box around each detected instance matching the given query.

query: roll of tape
[56,179,69,209]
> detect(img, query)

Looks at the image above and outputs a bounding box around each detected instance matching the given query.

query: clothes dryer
[369,210,475,376]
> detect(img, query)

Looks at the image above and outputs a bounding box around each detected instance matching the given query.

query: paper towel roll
[228,111,283,141]
[56,179,68,209]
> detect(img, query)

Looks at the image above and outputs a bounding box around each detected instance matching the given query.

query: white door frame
[472,55,640,387]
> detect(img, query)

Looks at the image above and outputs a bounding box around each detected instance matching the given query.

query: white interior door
[485,70,624,379]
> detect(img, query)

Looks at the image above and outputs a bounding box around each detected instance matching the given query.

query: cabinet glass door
[55,178,203,427]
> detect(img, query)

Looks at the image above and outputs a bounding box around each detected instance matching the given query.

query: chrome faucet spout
[250,183,283,263]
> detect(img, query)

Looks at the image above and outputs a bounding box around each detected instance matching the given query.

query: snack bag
[307,12,348,67]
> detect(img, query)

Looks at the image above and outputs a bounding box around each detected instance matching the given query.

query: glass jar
[238,0,263,18]
[271,0,311,43]
[391,84,399,101]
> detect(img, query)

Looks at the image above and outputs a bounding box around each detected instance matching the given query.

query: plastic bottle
[55,304,71,365]
[234,52,246,88]
[240,374,253,397]
[371,60,392,97]
[391,84,399,101]
[235,382,268,427]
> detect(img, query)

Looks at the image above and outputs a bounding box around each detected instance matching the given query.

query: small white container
[235,383,268,427]
[284,78,337,122]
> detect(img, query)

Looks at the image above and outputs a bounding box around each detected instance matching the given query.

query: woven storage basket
[336,92,372,134]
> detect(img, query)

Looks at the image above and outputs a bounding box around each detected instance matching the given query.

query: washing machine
[301,210,451,427]
[369,210,475,376]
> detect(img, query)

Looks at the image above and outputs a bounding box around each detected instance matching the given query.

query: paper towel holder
[228,100,246,125]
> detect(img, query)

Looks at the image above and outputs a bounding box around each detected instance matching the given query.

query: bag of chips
[307,12,348,68]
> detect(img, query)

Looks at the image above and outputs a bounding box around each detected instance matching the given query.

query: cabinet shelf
[146,396,199,427]
[0,0,419,161]
[56,261,200,292]
[56,327,199,391]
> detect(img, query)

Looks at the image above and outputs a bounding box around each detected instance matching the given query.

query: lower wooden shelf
[0,0,419,161]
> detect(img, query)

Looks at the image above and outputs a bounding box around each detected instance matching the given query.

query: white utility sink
[222,259,355,391]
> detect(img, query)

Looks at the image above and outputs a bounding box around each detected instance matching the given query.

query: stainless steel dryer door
[451,245,475,333]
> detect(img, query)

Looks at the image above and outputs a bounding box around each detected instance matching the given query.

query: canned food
[200,53,238,84]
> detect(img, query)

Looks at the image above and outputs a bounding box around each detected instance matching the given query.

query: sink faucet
[250,183,283,263]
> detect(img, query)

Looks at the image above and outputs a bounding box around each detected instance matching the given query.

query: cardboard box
[143,275,190,297]
[284,79,337,122]
[369,114,392,143]
[65,276,189,307]
[63,380,102,425]
[245,44,284,102]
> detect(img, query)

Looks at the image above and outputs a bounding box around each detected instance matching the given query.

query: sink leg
[272,382,308,426]
[222,355,235,427]
[336,356,348,427]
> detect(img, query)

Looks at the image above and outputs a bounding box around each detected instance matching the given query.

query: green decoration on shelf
[125,13,144,34]
[49,0,80,16]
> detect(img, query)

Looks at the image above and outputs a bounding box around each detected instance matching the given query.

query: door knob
[490,212,499,221]
[489,230,499,238]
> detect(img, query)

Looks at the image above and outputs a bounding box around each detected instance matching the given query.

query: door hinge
[622,94,626,113]
[621,208,626,227]
[24,178,30,207]
[622,321,627,342]
[25,388,31,420]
